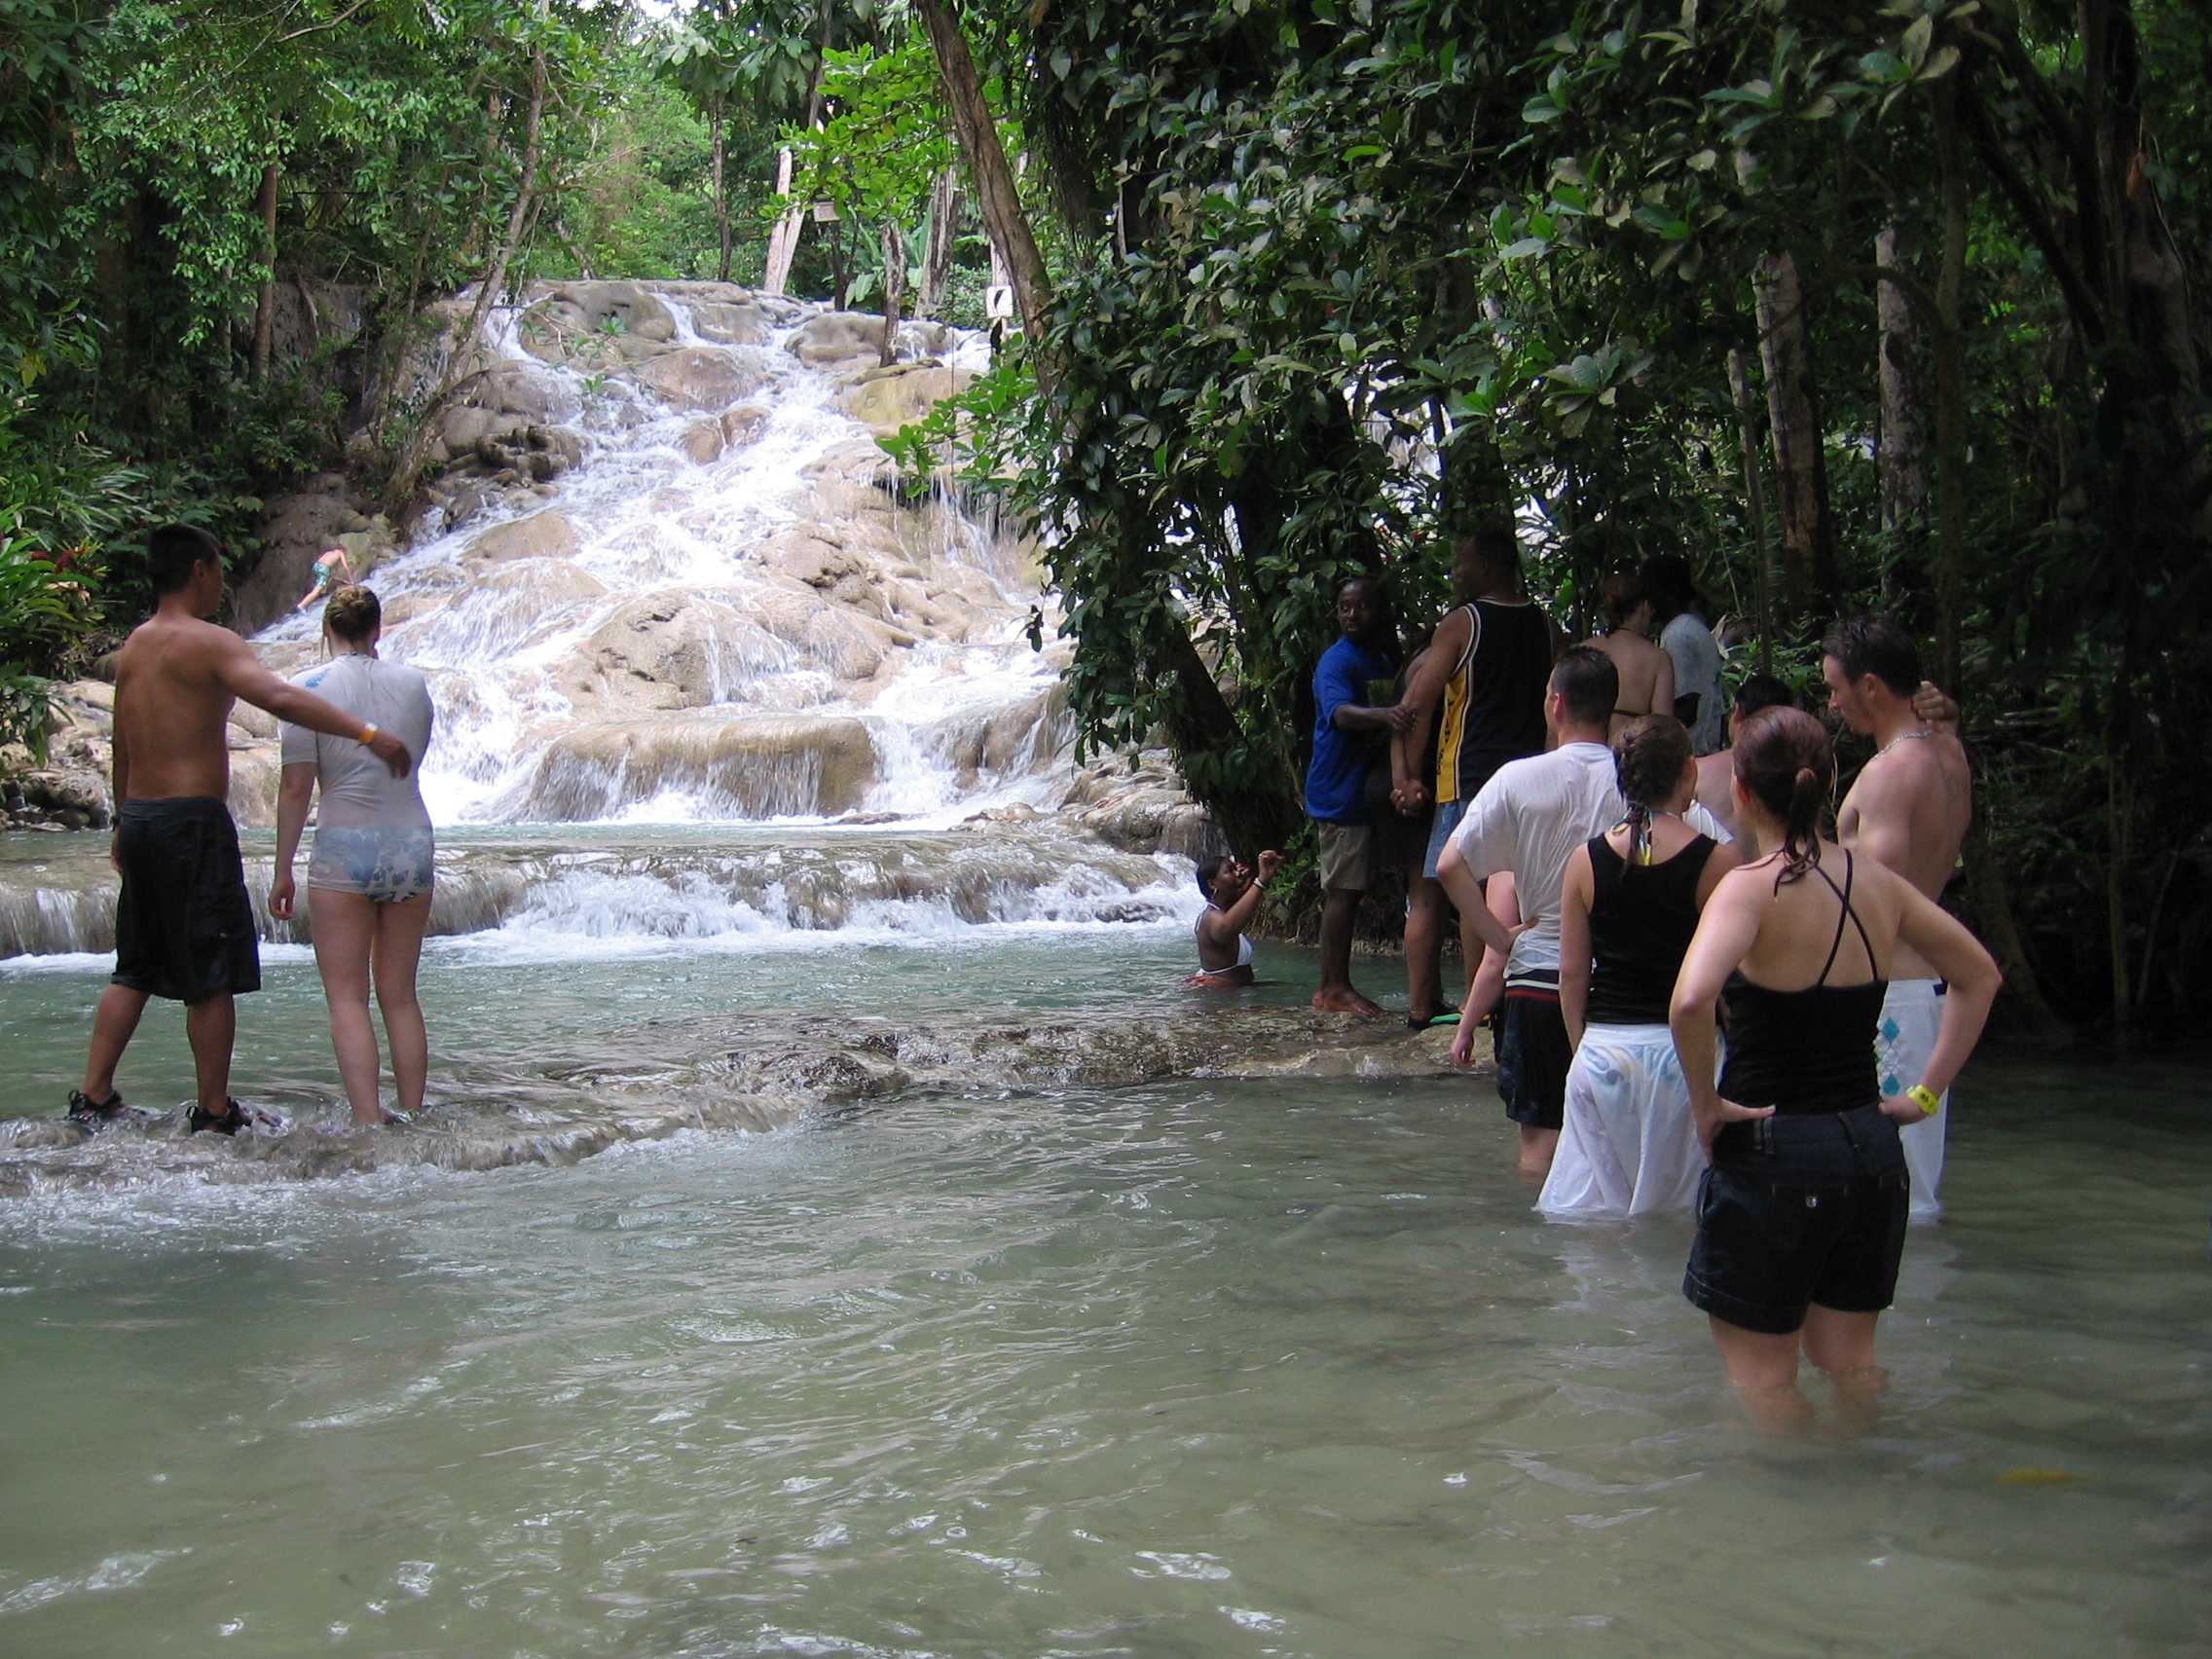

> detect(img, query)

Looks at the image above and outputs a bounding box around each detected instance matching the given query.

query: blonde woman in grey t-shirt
[270,585,437,1125]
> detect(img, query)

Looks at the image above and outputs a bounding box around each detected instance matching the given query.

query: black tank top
[1585,829,1716,1025]
[1718,852,1887,1116]
[1433,599,1551,804]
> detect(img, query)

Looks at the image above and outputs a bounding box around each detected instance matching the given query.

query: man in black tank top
[1389,525,1560,1022]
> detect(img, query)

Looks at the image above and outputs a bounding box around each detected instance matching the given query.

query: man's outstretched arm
[210,632,413,777]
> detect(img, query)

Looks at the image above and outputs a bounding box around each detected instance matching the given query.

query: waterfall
[253,283,1077,830]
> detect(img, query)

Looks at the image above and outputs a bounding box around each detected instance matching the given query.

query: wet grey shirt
[278,655,435,832]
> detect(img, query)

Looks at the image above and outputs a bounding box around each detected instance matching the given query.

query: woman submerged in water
[271,585,438,1125]
[1670,707,1998,1427]
[1188,849,1279,988]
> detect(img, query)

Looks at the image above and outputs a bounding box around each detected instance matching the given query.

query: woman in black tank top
[1667,709,1999,1426]
[1542,717,1738,1217]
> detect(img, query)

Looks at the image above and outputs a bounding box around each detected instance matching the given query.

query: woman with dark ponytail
[1547,716,1739,1216]
[1670,708,1999,1425]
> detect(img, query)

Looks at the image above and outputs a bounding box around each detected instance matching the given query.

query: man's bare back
[1839,731,1971,978]
[112,600,412,809]
[113,614,257,801]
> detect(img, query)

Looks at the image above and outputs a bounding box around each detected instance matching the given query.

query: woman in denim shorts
[1668,709,1998,1420]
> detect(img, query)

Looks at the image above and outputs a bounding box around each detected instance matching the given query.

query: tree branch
[277,0,372,45]
[1958,83,2108,345]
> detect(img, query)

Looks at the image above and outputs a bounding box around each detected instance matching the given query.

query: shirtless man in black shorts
[66,525,414,1136]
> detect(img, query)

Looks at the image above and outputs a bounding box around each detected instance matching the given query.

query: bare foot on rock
[1310,987,1386,1018]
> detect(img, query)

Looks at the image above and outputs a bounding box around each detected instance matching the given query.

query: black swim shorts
[1683,1103,1909,1336]
[1496,977,1569,1130]
[112,796,262,1003]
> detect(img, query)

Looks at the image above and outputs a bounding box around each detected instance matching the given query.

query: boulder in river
[634,348,764,412]
[519,713,879,821]
[467,510,580,565]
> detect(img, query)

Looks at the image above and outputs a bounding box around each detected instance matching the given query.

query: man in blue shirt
[1306,574,1410,1014]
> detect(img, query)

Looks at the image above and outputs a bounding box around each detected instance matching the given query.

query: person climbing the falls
[1189,848,1280,988]
[295,545,354,613]
[65,525,414,1137]
[1304,572,1408,1016]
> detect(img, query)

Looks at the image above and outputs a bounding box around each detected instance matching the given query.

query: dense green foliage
[6,0,2204,1033]
[0,0,991,739]
[901,0,2208,1035]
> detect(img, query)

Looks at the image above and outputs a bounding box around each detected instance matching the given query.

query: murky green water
[3,887,2209,1653]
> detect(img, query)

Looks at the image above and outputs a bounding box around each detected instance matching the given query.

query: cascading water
[0,283,1210,968]
[256,287,1069,830]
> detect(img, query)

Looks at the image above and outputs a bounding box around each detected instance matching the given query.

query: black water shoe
[65,1089,131,1131]
[187,1099,249,1136]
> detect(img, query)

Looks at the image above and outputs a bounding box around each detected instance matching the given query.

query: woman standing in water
[1670,708,1997,1418]
[270,585,438,1125]
[1547,716,1737,1217]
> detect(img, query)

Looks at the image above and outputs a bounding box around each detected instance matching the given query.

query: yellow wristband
[358,722,379,746]
[1905,1084,1940,1117]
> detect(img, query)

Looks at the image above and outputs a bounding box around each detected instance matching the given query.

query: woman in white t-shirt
[270,585,438,1125]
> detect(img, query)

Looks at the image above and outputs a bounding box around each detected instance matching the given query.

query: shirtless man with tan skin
[1695,671,1959,844]
[66,524,414,1136]
[1822,615,1973,1220]
[1583,572,1674,739]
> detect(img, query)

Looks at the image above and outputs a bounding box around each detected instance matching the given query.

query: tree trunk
[251,161,280,382]
[918,168,959,317]
[878,216,905,365]
[394,12,547,492]
[762,146,799,295]
[763,0,835,297]
[1726,346,1776,674]
[1751,248,1840,620]
[711,101,730,282]
[1875,223,1931,597]
[915,0,1055,387]
[1930,83,1970,704]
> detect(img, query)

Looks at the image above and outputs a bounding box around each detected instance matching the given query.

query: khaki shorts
[1314,820,1374,892]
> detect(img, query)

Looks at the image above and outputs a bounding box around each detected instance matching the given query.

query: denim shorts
[1684,1102,1909,1336]
[1421,797,1469,879]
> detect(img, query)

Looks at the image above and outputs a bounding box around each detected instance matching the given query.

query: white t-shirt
[1661,612,1725,755]
[1451,740,1729,982]
[278,655,435,832]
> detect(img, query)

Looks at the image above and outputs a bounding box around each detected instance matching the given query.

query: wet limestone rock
[680,420,726,465]
[520,713,878,821]
[687,300,773,346]
[843,360,972,440]
[516,282,678,371]
[563,591,787,714]
[634,348,764,413]
[1062,750,1219,859]
[720,405,770,450]
[468,510,580,565]
[784,311,897,369]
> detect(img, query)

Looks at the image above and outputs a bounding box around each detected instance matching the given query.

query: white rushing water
[253,288,1076,831]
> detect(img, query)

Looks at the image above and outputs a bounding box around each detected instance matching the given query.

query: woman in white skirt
[1542,716,1738,1216]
